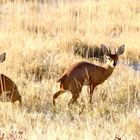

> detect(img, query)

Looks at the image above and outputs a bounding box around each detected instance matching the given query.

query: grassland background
[0,0,139,139]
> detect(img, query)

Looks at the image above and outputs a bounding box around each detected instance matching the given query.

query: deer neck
[104,64,115,78]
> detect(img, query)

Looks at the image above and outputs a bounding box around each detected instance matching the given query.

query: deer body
[0,74,21,105]
[53,45,125,106]
[0,53,22,106]
[58,61,114,88]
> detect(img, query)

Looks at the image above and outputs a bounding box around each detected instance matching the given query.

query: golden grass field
[0,0,140,139]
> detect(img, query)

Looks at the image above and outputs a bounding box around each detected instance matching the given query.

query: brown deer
[53,44,125,106]
[0,53,22,106]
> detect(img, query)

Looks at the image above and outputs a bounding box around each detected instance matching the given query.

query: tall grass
[0,0,139,139]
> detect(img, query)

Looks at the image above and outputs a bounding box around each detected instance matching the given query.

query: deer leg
[11,93,22,107]
[89,84,95,104]
[18,95,22,107]
[53,90,66,106]
[68,80,84,106]
[68,92,80,106]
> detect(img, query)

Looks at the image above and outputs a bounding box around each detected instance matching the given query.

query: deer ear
[117,45,125,55]
[0,52,6,63]
[101,44,109,56]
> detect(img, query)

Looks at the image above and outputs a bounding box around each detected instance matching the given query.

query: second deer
[53,44,125,106]
[0,53,22,106]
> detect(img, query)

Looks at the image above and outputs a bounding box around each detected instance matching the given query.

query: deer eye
[108,57,111,60]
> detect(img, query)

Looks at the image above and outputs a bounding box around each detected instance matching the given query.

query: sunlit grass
[0,0,139,139]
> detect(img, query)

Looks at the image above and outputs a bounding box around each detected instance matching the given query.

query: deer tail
[57,74,67,83]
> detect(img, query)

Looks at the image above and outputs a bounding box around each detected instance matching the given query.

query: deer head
[101,44,125,67]
[0,52,6,63]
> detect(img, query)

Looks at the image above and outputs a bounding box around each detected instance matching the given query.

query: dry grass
[0,0,139,139]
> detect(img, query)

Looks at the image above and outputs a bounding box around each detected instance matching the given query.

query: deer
[53,44,125,106]
[0,52,22,106]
